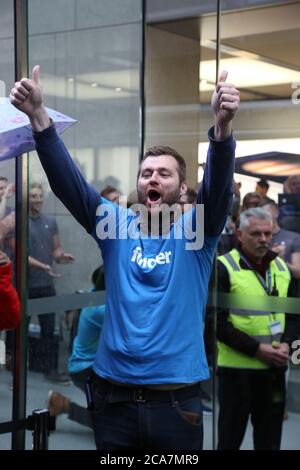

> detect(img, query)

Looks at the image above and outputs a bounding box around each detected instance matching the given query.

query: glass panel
[27,0,142,449]
[0,0,15,450]
[145,4,218,449]
[213,0,300,450]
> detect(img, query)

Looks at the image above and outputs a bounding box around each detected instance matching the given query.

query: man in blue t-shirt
[10,67,239,450]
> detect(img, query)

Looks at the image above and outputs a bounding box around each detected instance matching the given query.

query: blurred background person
[283,175,300,195]
[255,179,270,202]
[28,182,75,384]
[260,200,300,283]
[0,177,14,220]
[179,187,197,212]
[0,250,20,330]
[0,211,15,251]
[100,185,121,205]
[0,177,15,258]
[260,198,300,375]
[280,175,300,233]
[242,191,262,211]
[48,266,105,432]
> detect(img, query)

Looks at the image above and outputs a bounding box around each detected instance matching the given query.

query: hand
[275,342,290,355]
[256,343,289,367]
[44,265,62,278]
[211,70,240,140]
[0,250,10,266]
[10,65,43,116]
[10,65,50,131]
[3,183,15,199]
[272,242,286,259]
[57,252,75,264]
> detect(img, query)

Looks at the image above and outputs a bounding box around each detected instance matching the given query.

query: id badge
[269,320,282,336]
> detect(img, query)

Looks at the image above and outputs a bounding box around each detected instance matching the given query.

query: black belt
[92,374,201,403]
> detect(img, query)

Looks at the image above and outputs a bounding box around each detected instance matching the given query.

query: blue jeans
[91,378,203,451]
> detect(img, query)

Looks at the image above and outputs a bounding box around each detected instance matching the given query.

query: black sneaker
[44,371,71,385]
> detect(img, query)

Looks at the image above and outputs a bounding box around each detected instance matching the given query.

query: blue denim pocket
[175,395,203,426]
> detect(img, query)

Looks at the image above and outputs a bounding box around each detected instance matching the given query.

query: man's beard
[254,244,269,257]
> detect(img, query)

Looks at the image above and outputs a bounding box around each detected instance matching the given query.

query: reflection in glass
[26,0,142,449]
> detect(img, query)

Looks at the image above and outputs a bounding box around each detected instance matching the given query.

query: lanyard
[239,253,277,321]
[239,253,272,295]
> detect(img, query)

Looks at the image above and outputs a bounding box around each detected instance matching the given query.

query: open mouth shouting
[147,189,162,207]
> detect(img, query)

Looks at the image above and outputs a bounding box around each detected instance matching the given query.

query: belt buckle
[134,388,146,403]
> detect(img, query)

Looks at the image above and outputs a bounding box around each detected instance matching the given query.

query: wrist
[29,106,51,132]
[256,343,265,356]
[214,121,232,141]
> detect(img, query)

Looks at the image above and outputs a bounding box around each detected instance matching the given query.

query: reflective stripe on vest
[222,252,240,271]
[231,308,275,317]
[273,257,285,272]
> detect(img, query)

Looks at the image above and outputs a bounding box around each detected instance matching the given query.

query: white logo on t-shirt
[131,247,172,269]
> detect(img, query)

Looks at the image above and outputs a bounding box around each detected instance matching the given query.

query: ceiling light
[200,58,300,89]
[42,76,132,100]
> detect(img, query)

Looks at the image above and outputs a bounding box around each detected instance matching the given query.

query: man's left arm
[198,71,240,236]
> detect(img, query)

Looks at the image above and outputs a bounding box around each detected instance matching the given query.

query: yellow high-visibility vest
[217,249,290,369]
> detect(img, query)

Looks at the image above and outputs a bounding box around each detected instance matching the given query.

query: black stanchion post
[31,409,50,450]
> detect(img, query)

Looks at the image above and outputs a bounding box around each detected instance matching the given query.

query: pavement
[0,367,299,450]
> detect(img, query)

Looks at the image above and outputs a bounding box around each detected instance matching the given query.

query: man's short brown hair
[140,146,186,183]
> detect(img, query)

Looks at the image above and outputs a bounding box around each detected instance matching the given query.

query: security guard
[216,207,296,450]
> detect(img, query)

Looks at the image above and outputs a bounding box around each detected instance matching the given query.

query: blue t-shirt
[34,125,235,384]
[92,206,217,383]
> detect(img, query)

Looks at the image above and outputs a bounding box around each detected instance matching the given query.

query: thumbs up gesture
[211,70,240,141]
[10,65,50,131]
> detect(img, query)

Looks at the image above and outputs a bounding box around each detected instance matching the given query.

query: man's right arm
[34,125,100,233]
[198,71,239,237]
[10,65,100,233]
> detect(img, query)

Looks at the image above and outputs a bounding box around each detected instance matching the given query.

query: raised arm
[9,66,100,233]
[198,71,240,236]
